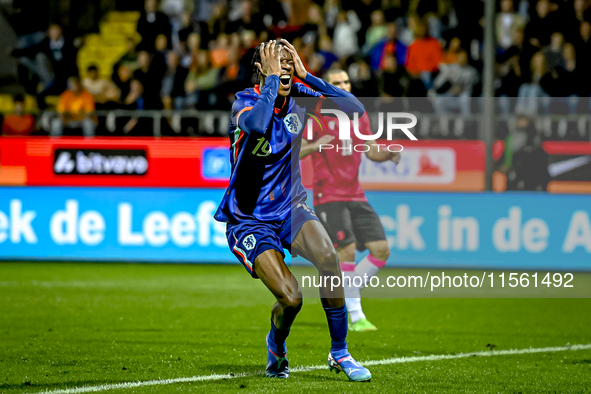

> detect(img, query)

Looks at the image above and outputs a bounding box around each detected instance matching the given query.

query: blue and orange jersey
[214,73,364,224]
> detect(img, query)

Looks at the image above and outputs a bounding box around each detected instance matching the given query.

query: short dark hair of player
[251,39,286,84]
[87,65,98,72]
[323,68,347,83]
[13,94,25,104]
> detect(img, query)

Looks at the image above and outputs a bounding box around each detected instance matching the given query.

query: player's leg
[335,242,372,330]
[315,202,359,307]
[316,202,373,331]
[349,202,390,331]
[253,249,303,378]
[227,224,300,378]
[254,249,303,334]
[289,211,371,382]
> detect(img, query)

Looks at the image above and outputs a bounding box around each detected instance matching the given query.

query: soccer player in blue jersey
[214,40,372,382]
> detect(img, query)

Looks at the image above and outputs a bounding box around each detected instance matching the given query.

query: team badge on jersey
[243,234,256,250]
[283,113,303,135]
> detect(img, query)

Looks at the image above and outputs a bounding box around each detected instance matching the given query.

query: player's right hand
[315,134,335,148]
[255,41,282,79]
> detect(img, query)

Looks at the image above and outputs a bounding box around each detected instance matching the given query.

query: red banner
[301,140,486,191]
[0,137,230,187]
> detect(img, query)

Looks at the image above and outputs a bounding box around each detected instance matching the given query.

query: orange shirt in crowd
[226,64,239,81]
[405,37,443,75]
[440,51,459,65]
[1,114,35,135]
[57,90,95,121]
[210,48,229,68]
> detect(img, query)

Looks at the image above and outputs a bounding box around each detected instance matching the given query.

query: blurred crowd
[2,0,591,136]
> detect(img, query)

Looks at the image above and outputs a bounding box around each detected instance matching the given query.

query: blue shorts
[226,202,318,278]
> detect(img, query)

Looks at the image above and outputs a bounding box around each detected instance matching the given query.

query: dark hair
[322,68,347,82]
[13,94,25,103]
[87,65,98,72]
[251,40,286,83]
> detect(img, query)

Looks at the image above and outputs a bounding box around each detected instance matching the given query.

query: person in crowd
[332,10,362,59]
[161,52,185,110]
[184,50,220,108]
[405,17,442,92]
[574,20,591,67]
[11,24,77,107]
[524,0,558,48]
[364,10,388,52]
[226,0,263,35]
[440,37,462,65]
[348,59,379,97]
[497,27,537,98]
[237,30,259,84]
[210,34,230,68]
[378,54,409,99]
[112,38,140,100]
[316,35,338,72]
[497,0,525,51]
[504,116,550,191]
[1,95,36,136]
[543,31,565,72]
[432,50,478,117]
[515,51,550,115]
[540,43,582,113]
[561,0,591,42]
[133,51,166,109]
[51,77,96,137]
[82,65,120,108]
[368,22,407,72]
[137,0,172,52]
[120,79,151,135]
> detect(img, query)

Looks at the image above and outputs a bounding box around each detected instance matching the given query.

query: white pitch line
[37,343,591,394]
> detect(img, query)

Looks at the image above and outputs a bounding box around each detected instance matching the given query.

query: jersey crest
[243,234,256,250]
[284,113,303,135]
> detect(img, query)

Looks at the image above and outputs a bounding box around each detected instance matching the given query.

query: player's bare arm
[365,144,401,163]
[299,135,336,159]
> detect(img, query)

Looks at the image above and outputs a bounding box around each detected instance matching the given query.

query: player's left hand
[281,39,308,80]
[390,152,401,164]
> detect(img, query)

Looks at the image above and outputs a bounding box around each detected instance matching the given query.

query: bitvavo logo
[306,110,417,153]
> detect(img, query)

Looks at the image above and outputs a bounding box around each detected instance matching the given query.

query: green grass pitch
[1,262,590,393]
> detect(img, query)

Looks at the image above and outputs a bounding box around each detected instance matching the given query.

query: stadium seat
[77,11,140,79]
[0,94,38,114]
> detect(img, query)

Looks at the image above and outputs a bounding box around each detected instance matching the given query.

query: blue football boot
[328,352,372,382]
[265,334,289,378]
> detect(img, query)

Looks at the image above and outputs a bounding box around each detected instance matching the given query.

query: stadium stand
[0,0,590,138]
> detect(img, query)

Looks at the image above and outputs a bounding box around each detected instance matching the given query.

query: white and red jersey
[308,112,373,206]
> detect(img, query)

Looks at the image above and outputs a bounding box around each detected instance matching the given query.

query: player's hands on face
[281,40,308,80]
[255,40,282,78]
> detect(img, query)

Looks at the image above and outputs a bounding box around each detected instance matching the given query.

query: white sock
[355,254,387,286]
[347,300,365,323]
[340,262,365,324]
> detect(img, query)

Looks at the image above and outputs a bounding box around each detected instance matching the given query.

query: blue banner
[0,187,589,270]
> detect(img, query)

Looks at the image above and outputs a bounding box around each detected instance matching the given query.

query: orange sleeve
[83,93,95,113]
[235,106,253,126]
[56,92,69,113]
[405,44,417,74]
[432,41,443,71]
